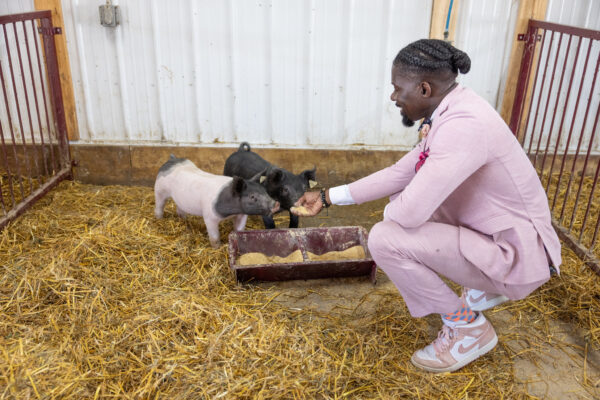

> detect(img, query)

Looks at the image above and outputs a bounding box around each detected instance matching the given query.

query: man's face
[390,66,427,127]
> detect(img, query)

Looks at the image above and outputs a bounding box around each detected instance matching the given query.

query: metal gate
[0,10,72,230]
[510,19,600,274]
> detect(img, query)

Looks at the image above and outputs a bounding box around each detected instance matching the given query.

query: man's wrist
[320,188,331,208]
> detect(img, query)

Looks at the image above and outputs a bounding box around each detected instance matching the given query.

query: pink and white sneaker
[463,288,509,311]
[411,314,498,373]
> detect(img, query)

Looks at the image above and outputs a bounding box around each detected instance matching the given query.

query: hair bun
[451,50,471,74]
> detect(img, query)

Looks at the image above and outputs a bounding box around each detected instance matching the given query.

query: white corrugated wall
[1,0,599,150]
[63,0,433,149]
[0,0,33,14]
[454,0,520,108]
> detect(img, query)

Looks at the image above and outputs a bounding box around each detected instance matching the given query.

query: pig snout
[254,197,279,216]
[277,188,304,210]
[237,180,281,216]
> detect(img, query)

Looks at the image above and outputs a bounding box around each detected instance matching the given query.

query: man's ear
[420,81,432,97]
[231,176,246,196]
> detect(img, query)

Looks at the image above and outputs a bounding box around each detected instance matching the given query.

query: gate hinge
[517,33,542,41]
[37,26,62,36]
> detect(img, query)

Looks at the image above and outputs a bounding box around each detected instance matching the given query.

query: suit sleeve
[347,144,421,204]
[383,116,487,228]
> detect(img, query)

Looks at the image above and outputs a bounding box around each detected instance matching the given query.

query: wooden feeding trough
[228,226,377,283]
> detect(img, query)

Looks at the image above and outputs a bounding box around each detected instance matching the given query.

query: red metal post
[524,29,550,155]
[509,22,539,136]
[39,16,70,170]
[30,18,58,174]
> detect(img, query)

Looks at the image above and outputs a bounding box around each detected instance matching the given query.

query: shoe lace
[433,325,457,354]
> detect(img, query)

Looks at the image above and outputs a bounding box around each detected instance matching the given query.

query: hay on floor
[0,180,598,399]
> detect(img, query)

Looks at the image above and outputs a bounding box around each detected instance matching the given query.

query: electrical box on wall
[99,2,120,27]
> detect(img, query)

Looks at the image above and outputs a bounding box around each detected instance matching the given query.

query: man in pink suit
[294,39,561,373]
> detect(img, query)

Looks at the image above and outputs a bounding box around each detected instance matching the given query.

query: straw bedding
[542,172,600,254]
[1,180,599,399]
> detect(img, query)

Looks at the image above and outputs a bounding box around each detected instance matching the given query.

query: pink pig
[154,155,280,248]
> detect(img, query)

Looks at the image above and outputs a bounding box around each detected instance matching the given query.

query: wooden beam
[500,0,548,124]
[34,0,79,140]
[430,0,460,42]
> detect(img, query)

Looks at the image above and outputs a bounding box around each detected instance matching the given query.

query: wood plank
[34,0,79,140]
[70,144,407,187]
[499,0,548,124]
[429,0,460,42]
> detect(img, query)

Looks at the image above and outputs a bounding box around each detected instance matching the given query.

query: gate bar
[560,46,600,224]
[551,38,593,212]
[13,21,42,182]
[534,34,572,171]
[531,32,560,166]
[0,58,25,201]
[573,97,600,236]
[2,23,34,194]
[23,19,49,178]
[543,36,582,193]
[0,166,70,230]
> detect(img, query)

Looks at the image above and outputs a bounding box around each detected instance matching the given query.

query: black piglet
[224,142,317,229]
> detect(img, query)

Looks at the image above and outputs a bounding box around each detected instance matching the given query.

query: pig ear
[231,176,247,197]
[268,168,284,183]
[299,167,317,183]
[250,168,268,183]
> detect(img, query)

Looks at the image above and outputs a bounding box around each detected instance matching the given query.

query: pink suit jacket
[348,85,561,286]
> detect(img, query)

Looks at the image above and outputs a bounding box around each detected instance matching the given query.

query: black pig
[223,142,317,229]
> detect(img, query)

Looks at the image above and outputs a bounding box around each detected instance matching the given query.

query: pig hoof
[154,211,163,219]
[209,238,220,248]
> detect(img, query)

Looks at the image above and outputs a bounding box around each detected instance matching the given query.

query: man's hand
[291,191,323,216]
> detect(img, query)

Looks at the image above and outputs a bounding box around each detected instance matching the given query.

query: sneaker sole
[410,333,498,373]
[469,295,509,311]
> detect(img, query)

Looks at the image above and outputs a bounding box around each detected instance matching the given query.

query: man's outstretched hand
[290,191,323,217]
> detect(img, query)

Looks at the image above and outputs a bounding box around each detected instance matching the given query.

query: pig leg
[205,218,221,248]
[154,189,169,219]
[262,215,276,229]
[289,213,299,228]
[233,214,248,231]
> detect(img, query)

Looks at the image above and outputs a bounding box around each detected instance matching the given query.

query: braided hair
[393,39,471,75]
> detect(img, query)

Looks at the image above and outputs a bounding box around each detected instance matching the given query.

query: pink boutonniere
[415,118,432,173]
